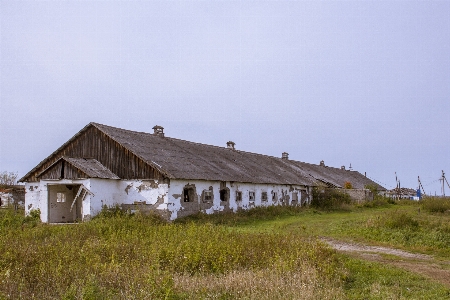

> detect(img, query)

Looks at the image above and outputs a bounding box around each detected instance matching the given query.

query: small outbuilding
[20,123,384,222]
[0,185,25,209]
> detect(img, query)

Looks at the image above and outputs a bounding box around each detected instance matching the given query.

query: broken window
[220,188,229,201]
[292,192,298,201]
[183,184,197,203]
[301,190,308,205]
[236,191,242,202]
[261,192,268,202]
[202,190,213,203]
[272,191,277,202]
[249,191,255,201]
[184,188,192,202]
[56,192,66,203]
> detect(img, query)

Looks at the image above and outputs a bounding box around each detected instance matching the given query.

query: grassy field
[1,197,450,299]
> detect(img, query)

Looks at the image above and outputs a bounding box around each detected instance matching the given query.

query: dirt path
[322,238,450,287]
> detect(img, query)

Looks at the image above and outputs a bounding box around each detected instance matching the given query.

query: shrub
[94,204,128,218]
[23,209,41,227]
[311,187,351,210]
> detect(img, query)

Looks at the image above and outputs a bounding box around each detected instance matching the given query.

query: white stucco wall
[25,178,311,222]
[88,178,169,218]
[25,179,90,222]
[24,178,169,223]
[168,179,311,220]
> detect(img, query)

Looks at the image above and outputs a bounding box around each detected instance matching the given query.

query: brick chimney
[152,125,164,137]
[226,141,235,150]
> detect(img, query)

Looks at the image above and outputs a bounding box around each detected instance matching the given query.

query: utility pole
[395,172,400,200]
[418,176,426,198]
[441,170,450,197]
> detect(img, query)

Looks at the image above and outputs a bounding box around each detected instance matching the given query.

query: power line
[365,175,393,189]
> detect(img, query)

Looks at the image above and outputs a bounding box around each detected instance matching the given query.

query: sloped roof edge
[90,123,174,179]
[19,123,94,182]
[37,156,120,180]
[19,122,173,182]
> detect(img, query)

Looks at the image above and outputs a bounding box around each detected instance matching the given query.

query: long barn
[20,123,384,222]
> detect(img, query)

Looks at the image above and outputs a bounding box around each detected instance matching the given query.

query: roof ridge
[92,123,314,164]
[92,123,174,179]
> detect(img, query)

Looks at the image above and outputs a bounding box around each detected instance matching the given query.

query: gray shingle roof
[65,157,120,179]
[92,123,384,190]
[37,156,119,180]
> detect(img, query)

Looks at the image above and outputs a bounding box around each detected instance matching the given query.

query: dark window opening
[183,185,198,203]
[272,191,277,201]
[236,191,242,202]
[220,188,229,202]
[202,190,213,203]
[249,191,255,201]
[60,161,65,179]
[183,188,191,202]
[261,192,268,202]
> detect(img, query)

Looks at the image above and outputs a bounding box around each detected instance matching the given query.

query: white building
[20,123,384,222]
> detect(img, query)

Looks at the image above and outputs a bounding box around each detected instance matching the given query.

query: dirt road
[322,238,450,287]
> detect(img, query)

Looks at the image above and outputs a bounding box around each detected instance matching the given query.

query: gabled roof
[20,122,385,190]
[90,123,316,185]
[37,157,119,180]
[91,123,383,189]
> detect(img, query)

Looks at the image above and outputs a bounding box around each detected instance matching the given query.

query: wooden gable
[21,124,164,182]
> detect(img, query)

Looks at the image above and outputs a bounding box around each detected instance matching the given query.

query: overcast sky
[1,1,449,194]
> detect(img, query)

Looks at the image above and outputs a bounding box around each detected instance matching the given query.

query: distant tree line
[0,171,18,187]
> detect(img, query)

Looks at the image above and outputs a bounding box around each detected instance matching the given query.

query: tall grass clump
[0,208,40,229]
[421,197,450,213]
[382,211,419,230]
[175,204,307,226]
[0,208,346,299]
[311,187,351,210]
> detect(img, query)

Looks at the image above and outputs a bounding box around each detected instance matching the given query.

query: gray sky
[1,1,449,194]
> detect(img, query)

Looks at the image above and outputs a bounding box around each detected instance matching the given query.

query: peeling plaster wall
[25,178,169,222]
[24,182,40,215]
[89,179,169,219]
[25,178,311,222]
[168,179,312,220]
[25,179,90,222]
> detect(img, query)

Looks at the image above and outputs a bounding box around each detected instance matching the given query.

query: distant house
[386,187,418,200]
[20,123,384,222]
[0,185,25,209]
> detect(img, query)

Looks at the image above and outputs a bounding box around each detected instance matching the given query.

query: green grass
[0,208,343,299]
[2,200,450,299]
[342,256,450,299]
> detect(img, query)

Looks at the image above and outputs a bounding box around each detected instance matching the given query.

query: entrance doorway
[48,184,82,223]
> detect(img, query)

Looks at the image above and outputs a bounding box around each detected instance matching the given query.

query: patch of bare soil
[322,238,450,287]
